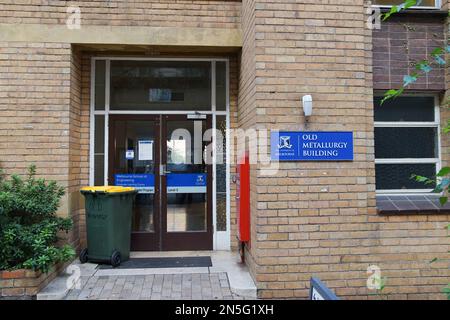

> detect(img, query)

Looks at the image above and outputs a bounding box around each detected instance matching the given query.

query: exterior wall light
[302,95,313,118]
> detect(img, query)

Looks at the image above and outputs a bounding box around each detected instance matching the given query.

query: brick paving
[65,273,244,300]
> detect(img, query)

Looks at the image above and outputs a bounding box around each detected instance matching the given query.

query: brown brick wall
[373,14,446,91]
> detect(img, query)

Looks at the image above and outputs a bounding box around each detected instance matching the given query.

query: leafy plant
[0,165,75,273]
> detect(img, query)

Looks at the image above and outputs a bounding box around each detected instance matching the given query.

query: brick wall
[0,264,66,299]
[0,0,242,253]
[373,14,446,91]
[0,42,72,179]
[242,0,450,299]
[0,40,85,245]
[1,0,449,300]
[238,0,259,280]
[0,0,241,29]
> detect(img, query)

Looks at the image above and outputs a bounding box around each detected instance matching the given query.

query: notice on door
[138,140,153,161]
[114,174,155,194]
[167,173,207,193]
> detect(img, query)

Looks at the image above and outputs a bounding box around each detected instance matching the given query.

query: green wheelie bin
[79,186,137,267]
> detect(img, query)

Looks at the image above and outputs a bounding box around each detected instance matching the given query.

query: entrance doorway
[109,115,213,251]
[90,57,230,251]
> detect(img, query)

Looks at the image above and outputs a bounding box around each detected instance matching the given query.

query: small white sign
[125,150,134,160]
[138,140,153,161]
[311,287,325,300]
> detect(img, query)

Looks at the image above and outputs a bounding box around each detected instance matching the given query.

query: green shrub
[0,165,75,273]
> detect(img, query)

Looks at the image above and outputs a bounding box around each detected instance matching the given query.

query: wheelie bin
[79,186,136,267]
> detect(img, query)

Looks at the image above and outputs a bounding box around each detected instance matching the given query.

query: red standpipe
[237,153,250,263]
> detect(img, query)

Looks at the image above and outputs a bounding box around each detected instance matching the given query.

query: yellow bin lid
[80,186,136,193]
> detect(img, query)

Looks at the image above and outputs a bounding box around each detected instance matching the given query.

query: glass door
[109,114,213,251]
[161,115,213,250]
[109,115,161,251]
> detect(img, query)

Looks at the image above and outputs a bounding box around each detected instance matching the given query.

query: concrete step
[37,261,98,300]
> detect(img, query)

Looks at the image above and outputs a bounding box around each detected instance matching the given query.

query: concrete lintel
[0,23,242,48]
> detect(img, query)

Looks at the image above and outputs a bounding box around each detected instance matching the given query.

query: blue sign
[271,131,353,161]
[167,173,207,193]
[114,173,207,194]
[115,174,155,193]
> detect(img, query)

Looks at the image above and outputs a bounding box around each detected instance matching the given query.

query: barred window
[374,95,440,193]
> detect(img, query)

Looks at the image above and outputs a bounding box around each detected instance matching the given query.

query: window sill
[376,195,450,214]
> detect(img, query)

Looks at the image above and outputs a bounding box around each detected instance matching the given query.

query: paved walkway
[38,251,256,300]
[65,272,244,300]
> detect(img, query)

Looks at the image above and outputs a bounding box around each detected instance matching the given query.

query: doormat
[98,256,212,269]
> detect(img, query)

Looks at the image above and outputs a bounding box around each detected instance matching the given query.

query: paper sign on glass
[125,150,134,160]
[138,140,153,161]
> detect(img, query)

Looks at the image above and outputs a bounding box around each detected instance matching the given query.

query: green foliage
[443,119,450,134]
[382,0,419,21]
[0,165,75,273]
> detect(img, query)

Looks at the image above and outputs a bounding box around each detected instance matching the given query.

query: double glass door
[109,115,213,251]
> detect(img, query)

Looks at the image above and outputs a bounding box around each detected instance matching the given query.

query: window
[372,0,440,8]
[374,95,440,193]
[110,60,211,111]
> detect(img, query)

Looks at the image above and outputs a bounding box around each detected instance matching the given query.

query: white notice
[138,140,153,161]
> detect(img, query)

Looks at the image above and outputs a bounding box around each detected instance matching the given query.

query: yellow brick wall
[1,0,449,301]
[0,0,242,251]
[0,0,241,29]
[238,0,259,286]
[0,42,72,178]
[242,0,450,300]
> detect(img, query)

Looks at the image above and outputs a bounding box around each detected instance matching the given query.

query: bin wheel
[79,248,88,264]
[111,251,121,267]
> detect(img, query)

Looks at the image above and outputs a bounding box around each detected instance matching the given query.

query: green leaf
[415,60,432,73]
[439,196,448,206]
[404,0,419,9]
[382,0,419,20]
[431,47,444,56]
[411,174,429,183]
[382,6,400,21]
[429,257,438,263]
[381,88,404,104]
[437,167,450,177]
